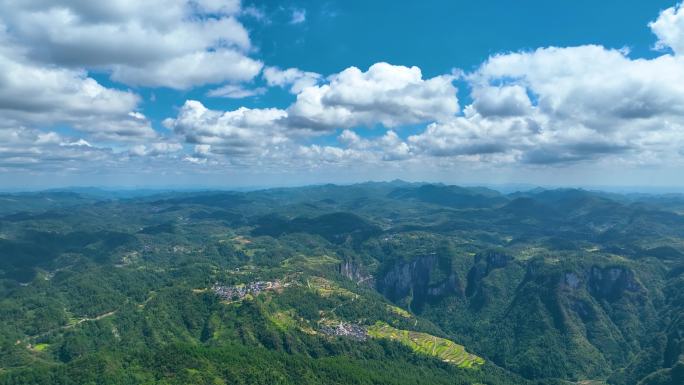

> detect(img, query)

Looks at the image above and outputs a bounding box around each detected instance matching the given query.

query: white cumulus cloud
[0,43,155,141]
[164,100,289,156]
[129,142,183,157]
[285,62,459,131]
[405,40,684,166]
[0,0,262,89]
[650,3,684,54]
[263,66,322,94]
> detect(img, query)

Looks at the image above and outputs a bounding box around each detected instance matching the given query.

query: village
[212,279,285,302]
[319,321,368,341]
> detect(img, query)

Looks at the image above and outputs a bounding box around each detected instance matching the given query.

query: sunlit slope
[368,322,485,368]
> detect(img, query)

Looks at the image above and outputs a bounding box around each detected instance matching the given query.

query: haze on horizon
[2,0,684,189]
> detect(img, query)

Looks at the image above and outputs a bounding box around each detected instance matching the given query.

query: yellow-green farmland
[367,322,485,368]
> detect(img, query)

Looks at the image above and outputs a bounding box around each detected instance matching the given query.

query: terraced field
[367,322,485,368]
[307,276,358,298]
[386,304,412,318]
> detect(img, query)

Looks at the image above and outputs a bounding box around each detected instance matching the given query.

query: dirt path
[26,310,117,342]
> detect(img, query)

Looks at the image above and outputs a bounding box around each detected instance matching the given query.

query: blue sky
[1,0,683,189]
[140,0,677,125]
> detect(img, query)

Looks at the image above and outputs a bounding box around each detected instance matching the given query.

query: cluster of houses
[320,322,368,341]
[212,280,283,302]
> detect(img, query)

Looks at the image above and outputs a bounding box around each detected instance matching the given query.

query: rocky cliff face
[560,266,643,298]
[374,249,668,383]
[377,254,462,313]
[586,265,642,301]
[490,261,653,379]
[465,250,512,298]
[339,259,374,287]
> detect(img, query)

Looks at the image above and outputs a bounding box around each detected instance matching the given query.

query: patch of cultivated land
[367,322,485,368]
[307,276,358,298]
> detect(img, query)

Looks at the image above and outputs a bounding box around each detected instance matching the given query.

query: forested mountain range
[0,182,682,385]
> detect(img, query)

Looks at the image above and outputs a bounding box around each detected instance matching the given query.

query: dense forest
[0,182,682,384]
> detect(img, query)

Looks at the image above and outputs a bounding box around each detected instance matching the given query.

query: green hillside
[0,183,682,384]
